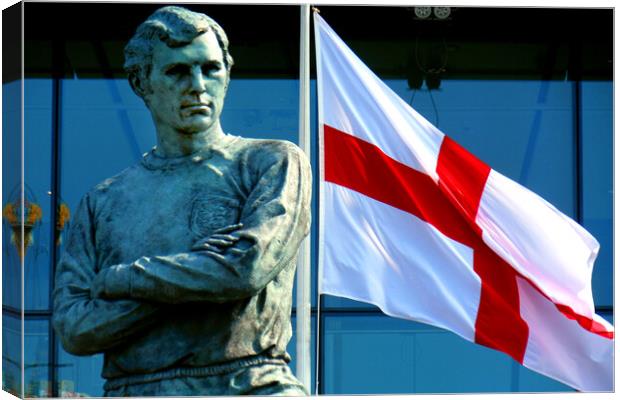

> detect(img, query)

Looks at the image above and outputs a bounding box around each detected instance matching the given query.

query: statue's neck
[154,123,225,158]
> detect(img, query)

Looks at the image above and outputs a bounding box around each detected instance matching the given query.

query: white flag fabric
[315,13,613,392]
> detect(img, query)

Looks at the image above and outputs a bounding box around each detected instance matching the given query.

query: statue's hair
[124,6,234,97]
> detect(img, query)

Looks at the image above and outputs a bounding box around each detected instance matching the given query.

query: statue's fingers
[205,251,228,263]
[213,223,243,234]
[205,243,224,252]
[191,242,222,252]
[191,240,206,250]
[228,248,246,255]
[206,238,235,247]
[209,234,239,242]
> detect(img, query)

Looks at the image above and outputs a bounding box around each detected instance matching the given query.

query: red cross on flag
[315,13,613,392]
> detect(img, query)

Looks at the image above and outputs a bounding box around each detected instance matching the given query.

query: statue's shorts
[103,357,308,397]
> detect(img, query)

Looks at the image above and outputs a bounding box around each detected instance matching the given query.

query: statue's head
[124,6,234,137]
[124,6,234,99]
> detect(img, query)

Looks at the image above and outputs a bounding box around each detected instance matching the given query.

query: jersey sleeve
[52,193,160,355]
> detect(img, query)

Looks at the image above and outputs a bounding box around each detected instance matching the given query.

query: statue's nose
[189,66,207,93]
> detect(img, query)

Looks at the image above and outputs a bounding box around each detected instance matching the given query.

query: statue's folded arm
[91,144,312,305]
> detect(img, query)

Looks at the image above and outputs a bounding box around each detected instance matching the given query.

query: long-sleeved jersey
[52,134,312,385]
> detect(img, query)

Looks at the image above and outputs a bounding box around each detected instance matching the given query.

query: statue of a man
[53,6,311,396]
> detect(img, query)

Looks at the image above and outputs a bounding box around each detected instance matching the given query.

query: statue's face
[145,30,228,135]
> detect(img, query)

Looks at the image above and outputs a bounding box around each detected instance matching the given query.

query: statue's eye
[202,62,222,75]
[165,65,189,76]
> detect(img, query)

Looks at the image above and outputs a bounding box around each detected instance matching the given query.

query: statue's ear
[129,73,148,98]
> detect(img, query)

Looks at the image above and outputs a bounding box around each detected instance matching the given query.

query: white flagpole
[312,9,324,395]
[295,2,312,392]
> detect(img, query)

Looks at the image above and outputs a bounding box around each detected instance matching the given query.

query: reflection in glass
[23,320,50,397]
[2,80,23,311]
[60,79,154,211]
[22,79,54,311]
[57,348,105,397]
[3,317,52,397]
[55,201,71,247]
[2,185,44,263]
[581,82,613,307]
[223,79,299,141]
[322,314,571,394]
[2,314,22,397]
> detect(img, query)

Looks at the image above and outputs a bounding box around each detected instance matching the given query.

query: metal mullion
[573,80,583,225]
[47,36,64,398]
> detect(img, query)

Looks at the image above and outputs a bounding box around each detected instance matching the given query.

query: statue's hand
[191,223,244,253]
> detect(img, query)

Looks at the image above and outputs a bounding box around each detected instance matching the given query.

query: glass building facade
[2,3,613,396]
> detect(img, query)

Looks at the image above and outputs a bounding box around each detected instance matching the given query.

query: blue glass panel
[580,81,612,307]
[2,81,23,310]
[223,79,299,141]
[57,348,105,397]
[322,314,571,394]
[24,319,50,397]
[322,295,380,310]
[2,314,22,396]
[599,311,613,325]
[60,79,154,209]
[23,79,53,310]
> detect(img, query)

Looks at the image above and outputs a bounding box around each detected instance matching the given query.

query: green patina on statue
[53,6,311,396]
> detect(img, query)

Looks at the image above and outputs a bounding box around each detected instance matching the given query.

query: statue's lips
[181,104,211,114]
